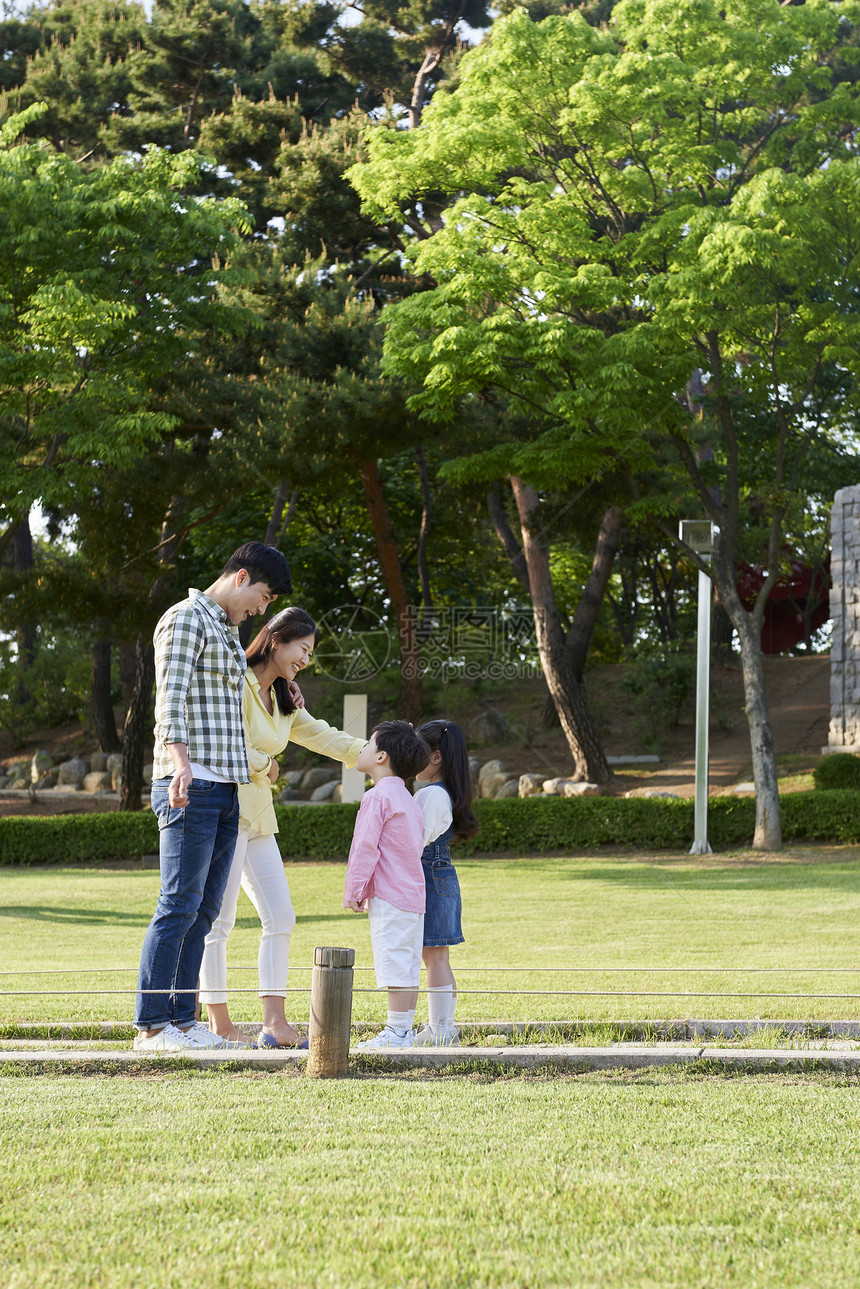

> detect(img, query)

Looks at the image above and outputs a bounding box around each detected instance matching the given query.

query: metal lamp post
[679,520,718,855]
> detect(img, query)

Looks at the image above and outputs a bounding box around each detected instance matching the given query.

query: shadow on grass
[0,905,148,924]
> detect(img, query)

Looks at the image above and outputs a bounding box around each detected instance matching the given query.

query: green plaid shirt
[152,589,249,783]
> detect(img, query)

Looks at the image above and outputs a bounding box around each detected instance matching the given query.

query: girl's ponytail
[416,720,479,843]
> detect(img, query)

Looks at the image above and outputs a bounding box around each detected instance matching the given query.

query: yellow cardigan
[239,672,365,837]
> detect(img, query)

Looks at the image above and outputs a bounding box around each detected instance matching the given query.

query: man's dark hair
[373,720,430,781]
[222,543,292,596]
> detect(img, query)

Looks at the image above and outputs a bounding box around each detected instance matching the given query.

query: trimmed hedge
[0,811,159,866]
[813,753,860,791]
[2,791,859,866]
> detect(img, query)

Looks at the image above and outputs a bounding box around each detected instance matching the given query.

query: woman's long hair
[416,720,479,844]
[245,607,319,715]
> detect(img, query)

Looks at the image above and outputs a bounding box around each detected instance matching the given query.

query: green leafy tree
[349,0,860,845]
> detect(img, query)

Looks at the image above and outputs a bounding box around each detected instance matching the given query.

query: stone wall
[826,485,860,752]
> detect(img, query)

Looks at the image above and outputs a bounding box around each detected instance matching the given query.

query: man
[133,542,292,1051]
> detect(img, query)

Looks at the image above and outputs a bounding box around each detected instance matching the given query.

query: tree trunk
[735,612,781,850]
[487,480,530,590]
[360,458,422,724]
[541,504,623,728]
[710,554,781,850]
[91,620,121,752]
[567,505,624,681]
[415,446,433,608]
[510,476,613,784]
[13,517,36,707]
[264,477,298,549]
[120,635,155,811]
[120,498,183,811]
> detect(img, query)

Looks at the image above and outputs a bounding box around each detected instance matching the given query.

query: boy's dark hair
[373,720,430,781]
[222,543,292,596]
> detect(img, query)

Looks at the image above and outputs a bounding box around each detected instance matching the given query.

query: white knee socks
[427,985,456,1032]
[387,1008,415,1036]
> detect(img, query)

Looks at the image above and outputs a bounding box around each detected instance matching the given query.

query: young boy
[344,720,430,1050]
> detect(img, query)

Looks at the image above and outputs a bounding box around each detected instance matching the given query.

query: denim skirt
[422,858,465,947]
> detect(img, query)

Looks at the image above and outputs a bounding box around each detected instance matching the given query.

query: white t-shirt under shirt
[416,783,453,848]
[189,761,232,784]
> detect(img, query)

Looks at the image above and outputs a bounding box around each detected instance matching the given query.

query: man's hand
[267,758,280,784]
[288,680,305,709]
[168,766,192,808]
[346,899,367,913]
[167,745,192,808]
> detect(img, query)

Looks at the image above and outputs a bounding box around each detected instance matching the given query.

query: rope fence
[1,964,859,1002]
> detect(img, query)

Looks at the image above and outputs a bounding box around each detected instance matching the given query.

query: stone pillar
[825,486,860,753]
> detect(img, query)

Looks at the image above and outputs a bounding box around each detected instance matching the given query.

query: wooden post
[341,695,368,804]
[307,946,355,1078]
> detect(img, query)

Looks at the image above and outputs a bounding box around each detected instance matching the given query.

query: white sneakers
[412,1025,460,1048]
[133,1022,227,1052]
[354,1026,416,1051]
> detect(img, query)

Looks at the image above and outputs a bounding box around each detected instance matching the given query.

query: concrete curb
[6,1018,860,1041]
[2,1045,859,1072]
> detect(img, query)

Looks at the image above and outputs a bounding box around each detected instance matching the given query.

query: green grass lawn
[1,1066,859,1289]
[3,852,860,1289]
[1,849,859,1026]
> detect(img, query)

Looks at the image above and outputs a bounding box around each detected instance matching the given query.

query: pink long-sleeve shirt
[343,777,426,914]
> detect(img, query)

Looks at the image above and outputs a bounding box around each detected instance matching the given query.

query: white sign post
[679,520,718,856]
[341,694,368,804]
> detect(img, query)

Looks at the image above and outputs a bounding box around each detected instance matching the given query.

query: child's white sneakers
[354,1026,415,1050]
[412,1025,460,1047]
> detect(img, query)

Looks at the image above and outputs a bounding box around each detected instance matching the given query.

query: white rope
[4,987,860,1000]
[1,965,857,976]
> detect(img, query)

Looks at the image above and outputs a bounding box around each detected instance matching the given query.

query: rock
[465,712,507,745]
[82,771,113,793]
[310,780,337,802]
[142,763,154,787]
[283,770,305,787]
[478,759,507,796]
[482,772,512,798]
[330,783,343,803]
[518,773,545,798]
[111,767,123,792]
[468,757,481,783]
[277,786,304,803]
[301,767,339,792]
[31,750,53,782]
[733,782,756,794]
[37,771,59,789]
[90,752,108,773]
[494,778,520,799]
[561,781,601,797]
[57,757,87,787]
[541,777,569,796]
[484,1033,511,1046]
[11,777,30,790]
[8,759,30,782]
[106,753,124,776]
[0,775,10,789]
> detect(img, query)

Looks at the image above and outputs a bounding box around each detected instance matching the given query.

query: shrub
[0,812,158,866]
[813,753,860,792]
[2,791,859,866]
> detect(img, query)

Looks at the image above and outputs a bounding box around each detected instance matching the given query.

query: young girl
[199,607,365,1048]
[411,720,479,1046]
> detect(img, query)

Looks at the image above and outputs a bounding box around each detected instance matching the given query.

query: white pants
[199,829,296,1004]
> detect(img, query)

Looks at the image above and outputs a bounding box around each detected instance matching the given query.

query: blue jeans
[135,778,239,1030]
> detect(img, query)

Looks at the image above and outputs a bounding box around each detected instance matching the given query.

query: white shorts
[367,897,424,989]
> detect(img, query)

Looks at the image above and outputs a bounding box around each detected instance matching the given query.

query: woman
[199,607,365,1048]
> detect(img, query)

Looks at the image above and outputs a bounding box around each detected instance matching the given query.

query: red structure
[737,554,830,654]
